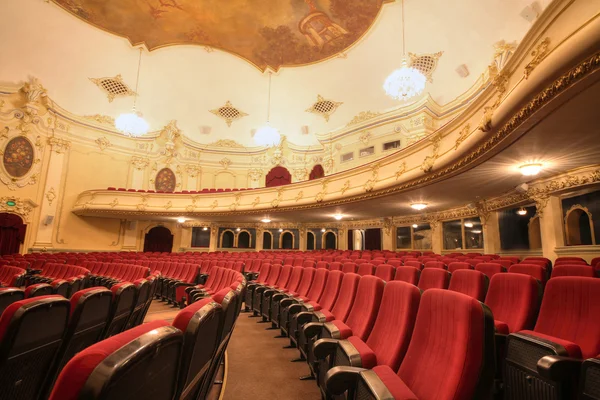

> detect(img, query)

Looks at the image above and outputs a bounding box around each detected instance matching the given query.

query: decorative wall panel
[3,137,34,178]
[155,168,176,192]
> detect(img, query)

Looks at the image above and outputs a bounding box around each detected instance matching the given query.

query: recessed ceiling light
[278,228,283,232]
[261,218,271,223]
[333,214,343,220]
[412,224,418,228]
[203,227,208,231]
[411,203,428,211]
[517,207,527,216]
[177,217,186,223]
[472,230,482,234]
[236,227,241,232]
[519,163,542,176]
[321,228,326,232]
[464,222,474,228]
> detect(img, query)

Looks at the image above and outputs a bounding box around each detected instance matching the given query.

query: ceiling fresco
[52,0,388,71]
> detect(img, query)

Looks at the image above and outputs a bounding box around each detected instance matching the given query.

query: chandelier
[254,73,281,147]
[383,0,426,100]
[116,48,149,137]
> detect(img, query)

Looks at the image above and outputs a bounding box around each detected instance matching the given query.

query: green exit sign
[6,201,16,207]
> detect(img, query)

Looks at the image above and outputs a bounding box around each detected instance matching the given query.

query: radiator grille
[583,364,600,398]
[506,337,554,373]
[356,378,375,400]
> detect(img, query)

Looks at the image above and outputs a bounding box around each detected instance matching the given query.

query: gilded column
[483,211,501,254]
[430,220,443,254]
[537,196,564,261]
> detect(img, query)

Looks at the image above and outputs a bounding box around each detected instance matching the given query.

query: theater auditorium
[0,0,599,399]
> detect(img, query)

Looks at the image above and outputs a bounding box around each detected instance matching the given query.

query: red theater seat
[448,261,472,273]
[475,262,506,280]
[417,268,450,291]
[394,266,420,285]
[102,282,136,338]
[0,287,24,315]
[448,269,489,302]
[325,289,495,400]
[551,264,595,278]
[509,263,547,285]
[48,320,183,400]
[315,281,421,396]
[505,277,600,399]
[0,296,70,400]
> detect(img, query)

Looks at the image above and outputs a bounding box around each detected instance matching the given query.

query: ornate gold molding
[84,114,115,125]
[208,139,245,148]
[524,37,551,79]
[0,197,37,223]
[455,124,471,150]
[346,111,381,127]
[45,187,56,206]
[131,156,150,170]
[395,161,407,180]
[306,95,342,122]
[220,158,231,170]
[209,101,248,127]
[95,136,111,151]
[47,137,71,154]
[89,75,135,102]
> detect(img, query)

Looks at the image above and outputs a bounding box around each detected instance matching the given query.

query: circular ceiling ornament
[50,0,390,71]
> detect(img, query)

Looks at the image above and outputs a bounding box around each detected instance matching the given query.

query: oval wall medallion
[3,137,34,178]
[155,168,176,192]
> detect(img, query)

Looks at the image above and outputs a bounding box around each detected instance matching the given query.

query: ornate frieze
[524,38,551,79]
[47,137,71,154]
[95,136,111,151]
[0,197,37,223]
[130,156,150,170]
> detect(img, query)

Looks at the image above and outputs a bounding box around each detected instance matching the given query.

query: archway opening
[281,232,294,249]
[265,166,291,187]
[307,231,315,250]
[263,232,273,250]
[324,232,336,250]
[238,231,251,248]
[309,164,325,180]
[221,231,235,248]
[0,213,26,256]
[143,226,173,253]
[566,208,594,245]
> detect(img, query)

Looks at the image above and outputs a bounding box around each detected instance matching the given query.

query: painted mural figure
[3,137,34,178]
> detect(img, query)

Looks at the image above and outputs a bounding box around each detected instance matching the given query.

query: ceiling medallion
[89,74,135,103]
[209,101,248,127]
[306,95,343,122]
[408,51,443,83]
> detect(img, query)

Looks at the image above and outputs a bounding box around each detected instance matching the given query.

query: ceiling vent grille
[306,95,342,122]
[409,52,443,83]
[210,101,248,127]
[89,74,135,102]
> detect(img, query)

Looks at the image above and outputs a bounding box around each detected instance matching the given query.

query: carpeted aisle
[223,312,322,400]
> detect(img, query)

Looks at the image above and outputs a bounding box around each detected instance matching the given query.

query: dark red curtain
[364,228,382,250]
[309,164,325,180]
[0,213,26,256]
[143,226,173,253]
[266,166,291,187]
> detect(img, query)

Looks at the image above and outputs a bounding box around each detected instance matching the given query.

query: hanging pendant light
[254,73,281,147]
[383,0,426,100]
[116,48,149,137]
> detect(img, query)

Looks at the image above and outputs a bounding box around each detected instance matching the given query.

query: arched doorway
[309,164,325,180]
[143,226,173,253]
[565,207,595,245]
[221,230,235,248]
[0,213,26,255]
[265,166,291,187]
[280,232,294,249]
[237,231,251,248]
[324,231,337,250]
[307,231,315,250]
[263,231,273,250]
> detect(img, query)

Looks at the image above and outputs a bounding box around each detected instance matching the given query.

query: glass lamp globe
[115,109,149,137]
[383,59,426,100]
[254,123,281,147]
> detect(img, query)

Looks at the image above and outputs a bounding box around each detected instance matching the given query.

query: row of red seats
[246,259,600,399]
[106,186,255,193]
[183,266,246,306]
[82,262,150,288]
[27,263,90,296]
[0,265,26,287]
[0,276,157,400]
[0,271,245,400]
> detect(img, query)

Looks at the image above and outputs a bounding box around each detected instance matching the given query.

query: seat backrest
[508,264,547,284]
[388,259,402,268]
[365,281,421,371]
[285,266,304,292]
[424,261,447,270]
[49,320,182,400]
[315,261,329,269]
[314,270,344,311]
[305,268,329,302]
[342,262,358,274]
[418,269,451,291]
[448,262,472,273]
[448,269,489,302]
[343,276,385,340]
[394,266,420,285]
[374,264,394,281]
[551,265,595,278]
[50,287,113,386]
[0,288,25,316]
[294,267,316,297]
[103,283,137,338]
[534,277,600,359]
[475,262,505,280]
[484,273,540,334]
[0,296,70,400]
[274,265,293,288]
[356,263,375,276]
[172,298,223,400]
[404,260,423,270]
[330,273,361,322]
[396,290,495,400]
[329,262,342,271]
